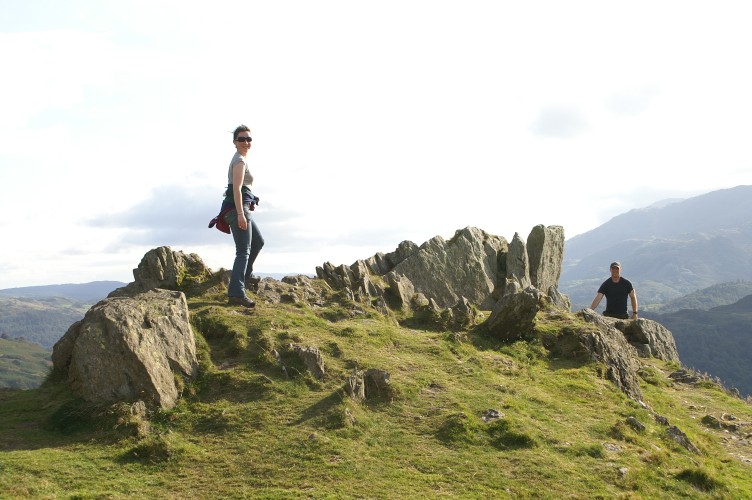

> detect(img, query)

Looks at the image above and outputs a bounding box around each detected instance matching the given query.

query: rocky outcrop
[318,227,507,311]
[253,275,326,307]
[576,309,644,401]
[318,225,568,315]
[579,315,681,363]
[385,273,416,309]
[50,246,209,411]
[666,425,700,454]
[575,310,679,397]
[345,369,392,401]
[506,233,531,289]
[363,241,420,276]
[317,224,570,338]
[290,344,326,380]
[491,227,570,309]
[518,309,684,402]
[527,225,565,298]
[110,246,213,297]
[616,319,680,363]
[52,289,198,410]
[484,304,680,401]
[408,295,481,332]
[484,225,569,338]
[393,228,507,309]
[484,283,546,341]
[316,261,385,304]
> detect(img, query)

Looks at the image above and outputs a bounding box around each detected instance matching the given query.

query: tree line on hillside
[0,301,85,349]
[657,280,752,312]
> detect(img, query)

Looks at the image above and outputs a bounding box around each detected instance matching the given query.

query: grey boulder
[52,289,198,410]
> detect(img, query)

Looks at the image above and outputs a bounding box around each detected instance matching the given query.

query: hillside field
[1,284,751,498]
[0,338,51,390]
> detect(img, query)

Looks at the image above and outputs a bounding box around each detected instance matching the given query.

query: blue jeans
[225,206,264,297]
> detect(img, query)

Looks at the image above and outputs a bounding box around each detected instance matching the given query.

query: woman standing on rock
[222,124,264,308]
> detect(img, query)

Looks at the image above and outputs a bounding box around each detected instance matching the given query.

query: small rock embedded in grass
[701,414,722,429]
[626,416,646,432]
[666,425,700,454]
[482,409,502,422]
[603,443,621,452]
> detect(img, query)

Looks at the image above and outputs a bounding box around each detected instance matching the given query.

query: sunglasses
[235,137,252,143]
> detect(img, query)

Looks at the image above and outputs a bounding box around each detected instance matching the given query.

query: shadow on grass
[292,390,347,429]
[0,387,71,451]
[459,322,594,374]
[191,368,276,404]
[0,383,132,451]
[189,300,234,310]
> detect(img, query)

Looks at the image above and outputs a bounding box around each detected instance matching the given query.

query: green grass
[0,337,51,389]
[1,284,751,498]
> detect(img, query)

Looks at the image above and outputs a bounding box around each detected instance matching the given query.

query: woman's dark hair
[233,124,251,140]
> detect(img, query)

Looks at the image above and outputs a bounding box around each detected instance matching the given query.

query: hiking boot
[228,296,256,308]
[245,275,261,291]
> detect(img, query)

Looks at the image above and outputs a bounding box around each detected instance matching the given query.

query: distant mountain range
[560,185,752,310]
[0,281,127,303]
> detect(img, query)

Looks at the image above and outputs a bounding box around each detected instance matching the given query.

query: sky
[1,1,751,289]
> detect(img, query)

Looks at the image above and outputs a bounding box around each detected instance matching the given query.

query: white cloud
[531,106,589,139]
[1,1,752,288]
[609,86,660,116]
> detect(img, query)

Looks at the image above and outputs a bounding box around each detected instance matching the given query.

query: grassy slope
[0,297,89,348]
[0,286,750,498]
[0,338,51,389]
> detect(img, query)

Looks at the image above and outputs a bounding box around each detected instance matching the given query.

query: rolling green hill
[0,337,52,389]
[656,281,752,313]
[1,283,750,497]
[646,295,752,398]
[0,281,124,350]
[0,297,89,349]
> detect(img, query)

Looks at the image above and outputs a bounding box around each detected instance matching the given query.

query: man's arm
[630,289,638,319]
[591,293,604,310]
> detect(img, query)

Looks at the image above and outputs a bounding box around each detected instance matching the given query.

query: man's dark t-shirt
[597,277,633,318]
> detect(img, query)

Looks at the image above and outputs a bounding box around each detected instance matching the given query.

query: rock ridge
[316,225,568,315]
[51,231,686,408]
[314,225,688,400]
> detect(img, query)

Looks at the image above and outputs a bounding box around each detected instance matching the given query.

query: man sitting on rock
[590,261,638,320]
